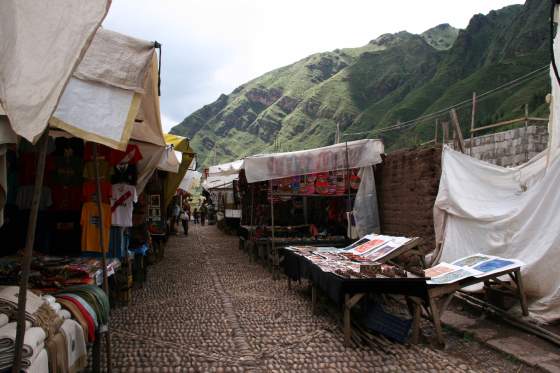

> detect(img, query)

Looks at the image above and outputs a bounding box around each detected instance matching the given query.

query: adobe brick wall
[374,145,442,254]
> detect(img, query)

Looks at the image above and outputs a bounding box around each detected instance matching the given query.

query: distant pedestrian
[169,198,180,234]
[200,203,207,226]
[193,208,199,224]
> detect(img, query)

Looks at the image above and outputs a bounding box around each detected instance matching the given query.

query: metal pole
[92,143,112,373]
[470,92,477,155]
[13,133,48,373]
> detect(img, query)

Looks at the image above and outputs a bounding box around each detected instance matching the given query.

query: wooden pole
[450,109,466,153]
[269,180,276,279]
[13,133,48,373]
[525,104,529,162]
[92,143,112,373]
[442,121,449,145]
[470,92,477,155]
[434,119,439,145]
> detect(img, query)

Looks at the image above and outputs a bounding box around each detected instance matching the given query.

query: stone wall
[465,125,548,167]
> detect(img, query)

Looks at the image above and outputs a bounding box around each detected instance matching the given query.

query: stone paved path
[107,225,536,372]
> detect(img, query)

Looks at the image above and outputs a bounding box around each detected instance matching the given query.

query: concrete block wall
[465,125,548,167]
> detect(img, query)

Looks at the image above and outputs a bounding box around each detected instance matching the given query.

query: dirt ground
[104,225,541,372]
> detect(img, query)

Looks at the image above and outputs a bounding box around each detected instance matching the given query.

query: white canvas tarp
[0,0,110,144]
[179,169,202,193]
[243,139,384,183]
[203,159,244,191]
[157,146,182,174]
[134,141,166,194]
[51,28,158,150]
[435,147,559,322]
[433,21,560,322]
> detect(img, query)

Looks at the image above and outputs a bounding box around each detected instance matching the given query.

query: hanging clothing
[80,202,111,253]
[16,186,52,210]
[53,155,83,185]
[110,183,137,227]
[82,160,113,181]
[82,180,112,204]
[111,163,138,185]
[108,144,143,165]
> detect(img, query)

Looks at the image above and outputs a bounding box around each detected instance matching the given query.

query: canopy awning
[50,28,164,150]
[202,159,244,190]
[0,0,110,144]
[164,133,193,154]
[243,139,384,183]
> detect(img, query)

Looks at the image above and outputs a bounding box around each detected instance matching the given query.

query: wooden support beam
[13,133,48,372]
[470,92,477,155]
[442,121,449,144]
[450,109,466,153]
[92,143,112,373]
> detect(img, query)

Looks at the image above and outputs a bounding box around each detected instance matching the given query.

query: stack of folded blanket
[0,287,90,373]
[0,320,47,372]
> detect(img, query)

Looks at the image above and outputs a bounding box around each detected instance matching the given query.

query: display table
[281,248,528,347]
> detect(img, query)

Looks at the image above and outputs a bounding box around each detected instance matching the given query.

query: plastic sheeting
[434,146,560,322]
[0,0,110,144]
[353,167,381,237]
[179,168,202,193]
[244,139,384,183]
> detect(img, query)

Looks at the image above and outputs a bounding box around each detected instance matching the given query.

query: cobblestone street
[108,225,536,372]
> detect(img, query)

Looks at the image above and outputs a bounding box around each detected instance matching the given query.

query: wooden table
[410,267,528,346]
[282,249,528,347]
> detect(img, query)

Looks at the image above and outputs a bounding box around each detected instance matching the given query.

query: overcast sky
[103,0,524,132]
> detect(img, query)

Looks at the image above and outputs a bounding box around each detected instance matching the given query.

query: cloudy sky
[103,0,524,132]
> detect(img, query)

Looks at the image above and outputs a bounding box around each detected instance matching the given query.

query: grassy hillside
[171,0,550,166]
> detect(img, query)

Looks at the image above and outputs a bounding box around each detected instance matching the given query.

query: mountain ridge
[171,0,550,166]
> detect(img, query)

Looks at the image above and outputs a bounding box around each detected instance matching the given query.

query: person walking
[193,208,199,224]
[200,203,207,226]
[181,203,190,235]
[169,198,180,234]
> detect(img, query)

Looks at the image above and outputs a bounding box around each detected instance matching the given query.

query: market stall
[239,139,384,273]
[281,235,527,346]
[0,8,170,370]
[202,159,243,231]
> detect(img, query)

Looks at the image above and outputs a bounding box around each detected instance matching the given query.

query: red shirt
[82,181,112,203]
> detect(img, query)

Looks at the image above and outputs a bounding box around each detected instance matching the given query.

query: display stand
[410,267,528,346]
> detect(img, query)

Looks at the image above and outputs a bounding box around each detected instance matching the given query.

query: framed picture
[149,194,160,208]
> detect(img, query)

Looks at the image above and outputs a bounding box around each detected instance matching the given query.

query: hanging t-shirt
[110,184,137,227]
[83,160,113,181]
[83,143,111,161]
[53,156,83,186]
[52,185,82,211]
[80,202,111,252]
[108,144,143,166]
[16,186,53,210]
[82,181,112,204]
[111,164,138,185]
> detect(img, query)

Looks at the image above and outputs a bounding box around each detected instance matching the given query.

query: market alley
[107,225,535,372]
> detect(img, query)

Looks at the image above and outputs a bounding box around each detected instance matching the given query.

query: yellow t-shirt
[81,202,111,252]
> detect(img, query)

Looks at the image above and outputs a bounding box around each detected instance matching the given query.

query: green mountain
[171,0,550,166]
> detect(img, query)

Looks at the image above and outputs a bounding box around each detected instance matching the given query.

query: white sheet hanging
[435,146,560,322]
[0,0,109,143]
[243,139,384,183]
